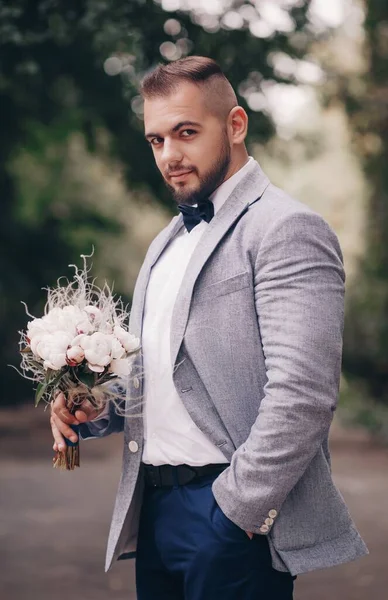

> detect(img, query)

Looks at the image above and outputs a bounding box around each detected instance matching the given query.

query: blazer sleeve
[211,210,345,534]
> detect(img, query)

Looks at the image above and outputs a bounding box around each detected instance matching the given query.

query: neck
[223,148,250,183]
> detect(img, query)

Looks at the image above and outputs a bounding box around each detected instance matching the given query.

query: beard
[165,132,231,206]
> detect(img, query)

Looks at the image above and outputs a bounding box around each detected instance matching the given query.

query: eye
[149,137,163,147]
[181,129,196,138]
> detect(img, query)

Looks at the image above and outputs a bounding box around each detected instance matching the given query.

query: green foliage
[0,0,313,405]
[73,367,96,390]
[342,0,388,407]
[34,368,66,407]
[339,374,388,443]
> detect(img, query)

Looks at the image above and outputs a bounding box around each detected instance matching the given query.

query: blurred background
[1,0,387,598]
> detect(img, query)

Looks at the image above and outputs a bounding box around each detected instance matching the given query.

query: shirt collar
[210,156,256,215]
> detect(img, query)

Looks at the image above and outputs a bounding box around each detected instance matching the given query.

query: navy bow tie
[178,199,215,232]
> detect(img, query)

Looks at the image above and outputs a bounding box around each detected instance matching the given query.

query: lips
[169,170,193,179]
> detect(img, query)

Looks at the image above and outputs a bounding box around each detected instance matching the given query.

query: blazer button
[260,524,269,533]
[265,517,274,526]
[128,441,139,453]
[133,376,140,389]
[268,509,278,519]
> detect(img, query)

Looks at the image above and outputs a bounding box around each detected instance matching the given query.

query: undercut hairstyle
[140,56,238,120]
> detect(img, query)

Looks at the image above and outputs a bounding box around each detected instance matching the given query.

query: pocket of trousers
[212,499,253,541]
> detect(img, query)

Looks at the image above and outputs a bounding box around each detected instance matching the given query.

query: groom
[50,56,368,599]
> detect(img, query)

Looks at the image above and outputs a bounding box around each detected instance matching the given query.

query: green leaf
[45,368,54,382]
[35,382,47,407]
[73,368,95,390]
[35,370,67,408]
[47,369,67,389]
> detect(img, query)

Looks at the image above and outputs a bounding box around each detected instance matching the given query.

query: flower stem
[52,390,82,471]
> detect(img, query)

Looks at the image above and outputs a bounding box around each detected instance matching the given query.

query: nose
[161,138,183,165]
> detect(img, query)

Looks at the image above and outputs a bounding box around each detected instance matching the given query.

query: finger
[74,397,101,422]
[73,410,89,423]
[74,406,101,423]
[51,392,79,425]
[74,409,101,423]
[51,413,79,443]
[50,416,66,452]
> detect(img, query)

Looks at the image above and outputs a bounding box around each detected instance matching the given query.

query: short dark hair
[140,56,225,97]
[140,56,238,119]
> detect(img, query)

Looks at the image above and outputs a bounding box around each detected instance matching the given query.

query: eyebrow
[144,121,202,140]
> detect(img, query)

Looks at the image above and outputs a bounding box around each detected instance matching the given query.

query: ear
[227,106,248,145]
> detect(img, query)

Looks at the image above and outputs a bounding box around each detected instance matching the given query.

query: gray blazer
[80,160,368,575]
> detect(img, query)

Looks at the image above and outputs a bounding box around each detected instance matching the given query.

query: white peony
[75,318,94,335]
[111,336,126,360]
[61,305,85,321]
[33,331,73,370]
[28,306,86,341]
[70,333,87,348]
[47,306,85,336]
[30,333,45,356]
[26,305,138,374]
[113,326,140,353]
[66,345,85,366]
[109,358,131,377]
[27,318,48,342]
[76,332,113,373]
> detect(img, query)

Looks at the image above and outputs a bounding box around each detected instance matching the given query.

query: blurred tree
[342,0,388,406]
[0,0,313,404]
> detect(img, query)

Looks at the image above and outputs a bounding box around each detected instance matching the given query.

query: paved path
[0,406,386,599]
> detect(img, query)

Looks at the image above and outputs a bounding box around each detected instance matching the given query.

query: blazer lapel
[170,162,270,368]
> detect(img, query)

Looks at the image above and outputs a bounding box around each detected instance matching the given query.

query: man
[51,56,368,599]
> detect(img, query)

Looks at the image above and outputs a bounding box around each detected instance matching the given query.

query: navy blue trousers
[135,473,294,599]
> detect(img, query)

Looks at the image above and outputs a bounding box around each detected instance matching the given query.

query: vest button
[133,376,140,389]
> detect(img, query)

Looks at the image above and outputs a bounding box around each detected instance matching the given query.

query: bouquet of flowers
[18,253,140,470]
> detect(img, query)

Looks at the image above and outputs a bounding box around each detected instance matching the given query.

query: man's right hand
[50,392,104,452]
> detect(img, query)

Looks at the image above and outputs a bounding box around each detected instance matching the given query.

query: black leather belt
[142,463,229,488]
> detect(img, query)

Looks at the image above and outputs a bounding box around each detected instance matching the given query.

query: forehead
[143,82,209,134]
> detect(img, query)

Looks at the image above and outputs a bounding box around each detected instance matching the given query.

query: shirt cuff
[90,402,110,422]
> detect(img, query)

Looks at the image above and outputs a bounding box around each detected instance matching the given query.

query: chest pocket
[194,271,250,304]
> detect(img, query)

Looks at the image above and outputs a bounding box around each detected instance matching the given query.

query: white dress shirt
[141,157,256,466]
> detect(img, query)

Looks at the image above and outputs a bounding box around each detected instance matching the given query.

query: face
[144,82,232,206]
